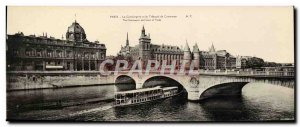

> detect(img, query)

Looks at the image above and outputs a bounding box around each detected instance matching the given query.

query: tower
[126,32,129,46]
[138,25,151,60]
[183,41,192,60]
[192,43,200,69]
[183,41,192,69]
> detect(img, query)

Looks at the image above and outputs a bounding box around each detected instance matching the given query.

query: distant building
[200,44,236,70]
[118,26,200,68]
[236,56,253,69]
[6,20,106,71]
[118,26,237,70]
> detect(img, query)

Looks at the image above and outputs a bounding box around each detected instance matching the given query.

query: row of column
[74,60,98,71]
[155,54,182,65]
[22,48,103,60]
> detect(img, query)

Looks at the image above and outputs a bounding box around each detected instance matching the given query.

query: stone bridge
[113,70,294,101]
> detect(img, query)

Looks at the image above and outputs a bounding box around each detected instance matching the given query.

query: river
[7,82,294,121]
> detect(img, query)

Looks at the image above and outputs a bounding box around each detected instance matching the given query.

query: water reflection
[7,83,294,121]
[199,96,253,121]
[7,85,114,119]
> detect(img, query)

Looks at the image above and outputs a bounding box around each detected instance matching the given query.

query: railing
[199,70,294,77]
[7,70,295,77]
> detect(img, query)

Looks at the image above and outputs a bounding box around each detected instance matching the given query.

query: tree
[263,62,281,67]
[245,57,264,69]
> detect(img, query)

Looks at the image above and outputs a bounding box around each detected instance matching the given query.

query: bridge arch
[114,75,136,91]
[142,75,187,93]
[199,82,249,100]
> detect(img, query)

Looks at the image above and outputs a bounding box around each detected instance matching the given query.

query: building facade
[118,26,238,70]
[6,21,106,71]
[200,44,236,70]
[118,26,198,68]
[236,56,253,69]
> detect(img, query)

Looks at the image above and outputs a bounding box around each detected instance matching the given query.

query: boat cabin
[114,86,163,106]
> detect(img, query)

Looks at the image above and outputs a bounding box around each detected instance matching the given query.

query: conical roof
[193,43,200,53]
[184,41,190,52]
[209,43,216,52]
[126,32,129,46]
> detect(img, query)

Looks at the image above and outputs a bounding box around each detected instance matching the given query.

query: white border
[1,0,298,127]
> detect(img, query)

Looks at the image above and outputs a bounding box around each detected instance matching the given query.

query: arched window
[84,52,89,59]
[66,51,72,58]
[36,48,42,57]
[91,52,96,59]
[56,50,63,58]
[25,48,32,56]
[12,49,19,56]
[101,53,105,59]
[47,49,53,57]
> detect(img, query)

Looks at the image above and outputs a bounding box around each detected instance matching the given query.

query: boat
[113,86,179,107]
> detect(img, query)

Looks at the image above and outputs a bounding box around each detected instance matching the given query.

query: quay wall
[7,71,115,91]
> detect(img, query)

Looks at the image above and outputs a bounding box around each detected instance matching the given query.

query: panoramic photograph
[6,6,294,122]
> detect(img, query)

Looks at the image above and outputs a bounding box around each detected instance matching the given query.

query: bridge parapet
[113,70,294,101]
[199,70,294,77]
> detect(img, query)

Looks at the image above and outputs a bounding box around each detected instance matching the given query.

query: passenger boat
[113,86,179,107]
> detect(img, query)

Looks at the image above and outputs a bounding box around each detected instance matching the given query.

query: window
[84,52,89,59]
[67,51,72,58]
[91,52,96,59]
[36,49,42,57]
[13,49,19,56]
[47,50,53,57]
[101,54,105,59]
[57,50,63,58]
[25,48,33,56]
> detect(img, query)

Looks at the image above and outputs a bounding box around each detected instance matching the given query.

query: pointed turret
[141,25,146,37]
[126,32,129,46]
[183,41,192,60]
[74,14,77,23]
[193,43,200,53]
[192,43,200,69]
[184,41,191,52]
[209,43,216,52]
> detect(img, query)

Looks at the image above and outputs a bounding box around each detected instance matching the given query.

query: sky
[7,6,294,63]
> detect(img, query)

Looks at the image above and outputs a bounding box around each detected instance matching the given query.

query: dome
[66,21,87,42]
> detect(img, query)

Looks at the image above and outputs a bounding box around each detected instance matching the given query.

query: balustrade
[200,70,294,76]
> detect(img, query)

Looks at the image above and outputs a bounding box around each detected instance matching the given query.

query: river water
[7,83,294,121]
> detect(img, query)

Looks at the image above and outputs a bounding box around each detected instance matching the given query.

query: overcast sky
[7,6,294,63]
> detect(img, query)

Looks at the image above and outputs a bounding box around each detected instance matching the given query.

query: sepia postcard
[6,6,295,122]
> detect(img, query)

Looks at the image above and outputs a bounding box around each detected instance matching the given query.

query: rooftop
[115,86,162,94]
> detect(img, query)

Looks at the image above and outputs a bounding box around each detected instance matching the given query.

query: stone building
[118,26,239,70]
[118,26,202,69]
[236,56,253,69]
[6,20,106,71]
[200,44,236,70]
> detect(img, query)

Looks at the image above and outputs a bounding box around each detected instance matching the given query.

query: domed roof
[66,20,87,42]
[67,21,86,34]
